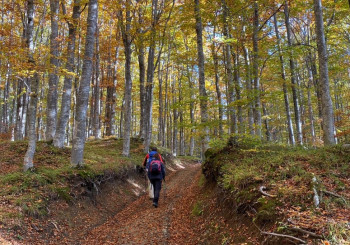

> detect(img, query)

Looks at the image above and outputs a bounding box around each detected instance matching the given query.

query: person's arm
[159,154,165,164]
[142,154,149,167]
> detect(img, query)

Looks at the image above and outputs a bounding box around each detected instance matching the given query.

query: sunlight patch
[127,179,142,189]
[167,166,176,171]
[174,159,185,169]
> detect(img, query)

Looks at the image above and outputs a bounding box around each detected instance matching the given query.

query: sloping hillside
[203,137,350,244]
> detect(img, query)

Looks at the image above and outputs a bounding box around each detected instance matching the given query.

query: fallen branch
[321,190,347,204]
[261,231,306,244]
[312,176,320,208]
[259,186,276,198]
[288,227,323,239]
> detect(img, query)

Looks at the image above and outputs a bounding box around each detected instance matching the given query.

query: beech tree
[71,0,98,165]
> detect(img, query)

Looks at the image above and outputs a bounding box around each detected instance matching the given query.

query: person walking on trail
[146,153,165,208]
[143,147,165,199]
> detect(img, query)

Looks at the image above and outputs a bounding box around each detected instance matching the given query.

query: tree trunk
[284,0,303,144]
[234,49,243,133]
[211,26,223,137]
[93,26,101,139]
[273,13,295,145]
[119,3,133,157]
[243,44,254,135]
[54,0,81,148]
[71,0,98,165]
[105,46,118,136]
[158,61,163,143]
[194,0,209,158]
[253,2,262,137]
[144,0,160,153]
[24,0,40,171]
[172,75,178,156]
[222,0,235,134]
[46,0,60,141]
[313,0,336,145]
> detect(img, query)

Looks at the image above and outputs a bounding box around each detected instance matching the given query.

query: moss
[254,197,279,224]
[192,201,204,216]
[55,187,72,202]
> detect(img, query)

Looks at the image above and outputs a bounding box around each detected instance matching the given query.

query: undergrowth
[0,137,145,224]
[203,136,350,244]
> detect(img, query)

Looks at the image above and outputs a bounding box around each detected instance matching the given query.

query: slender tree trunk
[71,0,98,165]
[263,102,271,141]
[194,0,209,158]
[46,0,60,141]
[24,0,40,171]
[253,2,262,137]
[158,61,163,143]
[144,0,160,153]
[284,0,303,144]
[243,44,254,135]
[54,0,81,148]
[307,71,316,144]
[211,26,223,137]
[119,4,133,157]
[105,46,118,136]
[313,0,336,145]
[221,0,235,134]
[273,13,295,145]
[172,75,178,156]
[234,50,243,133]
[93,26,101,139]
[14,80,24,140]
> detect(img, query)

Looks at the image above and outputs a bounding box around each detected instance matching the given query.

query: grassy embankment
[203,137,350,244]
[0,138,145,227]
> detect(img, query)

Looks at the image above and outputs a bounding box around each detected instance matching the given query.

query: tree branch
[258,186,276,198]
[261,231,307,244]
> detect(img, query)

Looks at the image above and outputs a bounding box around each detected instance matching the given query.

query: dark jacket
[148,161,166,181]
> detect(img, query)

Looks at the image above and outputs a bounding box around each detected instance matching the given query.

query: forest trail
[82,163,204,245]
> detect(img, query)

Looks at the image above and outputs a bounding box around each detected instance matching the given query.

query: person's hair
[153,153,160,160]
[151,146,157,152]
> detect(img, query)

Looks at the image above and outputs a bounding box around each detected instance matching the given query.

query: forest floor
[0,139,259,245]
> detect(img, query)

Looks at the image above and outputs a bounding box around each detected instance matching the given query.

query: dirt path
[82,163,202,245]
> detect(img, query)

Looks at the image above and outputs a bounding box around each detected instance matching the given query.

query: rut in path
[82,163,202,245]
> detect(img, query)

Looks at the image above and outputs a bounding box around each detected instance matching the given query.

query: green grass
[203,136,350,241]
[0,138,147,221]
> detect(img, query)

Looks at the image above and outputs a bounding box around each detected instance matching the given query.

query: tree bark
[119,2,133,157]
[284,0,303,144]
[54,0,81,148]
[273,13,295,145]
[253,2,262,137]
[24,0,40,171]
[93,26,101,139]
[313,0,336,145]
[46,0,60,141]
[71,0,98,165]
[194,0,209,158]
[243,44,254,135]
[222,0,235,134]
[105,46,118,136]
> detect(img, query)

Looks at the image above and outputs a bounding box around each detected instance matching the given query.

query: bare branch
[261,231,307,244]
[258,186,276,198]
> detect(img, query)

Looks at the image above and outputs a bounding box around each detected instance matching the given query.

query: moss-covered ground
[0,137,145,226]
[203,137,350,244]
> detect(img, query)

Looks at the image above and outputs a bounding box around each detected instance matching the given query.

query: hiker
[142,147,165,167]
[147,153,165,208]
[143,147,165,199]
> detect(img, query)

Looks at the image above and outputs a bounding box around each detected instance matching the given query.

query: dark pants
[150,179,162,204]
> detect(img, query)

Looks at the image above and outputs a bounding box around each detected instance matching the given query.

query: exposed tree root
[258,186,276,198]
[261,231,307,244]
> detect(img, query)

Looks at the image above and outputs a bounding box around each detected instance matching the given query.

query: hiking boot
[152,202,158,208]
